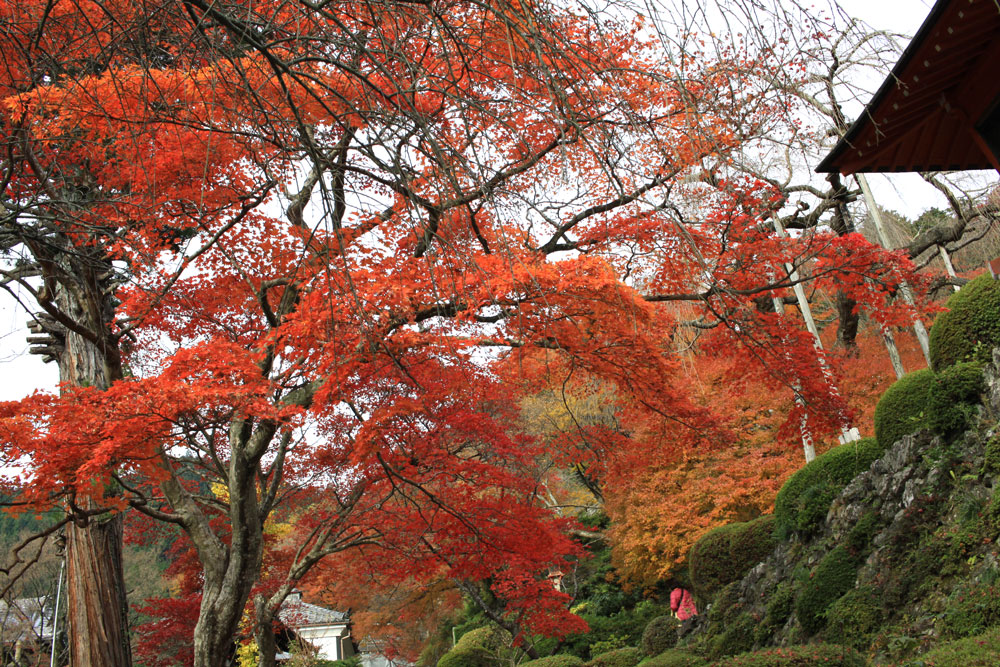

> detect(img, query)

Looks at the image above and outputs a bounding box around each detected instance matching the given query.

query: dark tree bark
[834,291,860,350]
[52,267,132,667]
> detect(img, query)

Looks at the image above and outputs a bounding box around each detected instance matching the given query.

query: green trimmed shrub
[794,546,857,636]
[689,516,776,603]
[455,626,510,652]
[903,627,1000,666]
[713,644,867,666]
[929,273,1000,371]
[824,586,883,650]
[641,650,708,667]
[520,657,584,667]
[927,362,985,438]
[689,523,740,602]
[874,369,937,449]
[437,647,493,667]
[585,647,642,667]
[774,438,886,537]
[640,616,679,656]
[729,515,777,572]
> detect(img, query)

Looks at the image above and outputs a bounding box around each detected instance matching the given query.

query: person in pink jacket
[670,587,697,621]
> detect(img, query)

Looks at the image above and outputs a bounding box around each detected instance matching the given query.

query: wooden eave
[817,0,1000,174]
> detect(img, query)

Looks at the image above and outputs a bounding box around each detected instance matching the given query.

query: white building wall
[296,624,349,660]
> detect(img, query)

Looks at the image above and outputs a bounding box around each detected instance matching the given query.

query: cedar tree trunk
[56,283,132,667]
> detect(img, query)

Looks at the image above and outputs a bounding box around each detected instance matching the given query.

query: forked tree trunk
[56,285,132,667]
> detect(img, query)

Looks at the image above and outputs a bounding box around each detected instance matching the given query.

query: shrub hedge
[688,515,776,603]
[437,647,493,667]
[584,647,642,667]
[926,362,985,438]
[774,438,885,537]
[455,626,509,652]
[640,616,678,656]
[640,650,708,667]
[929,273,1000,371]
[713,644,867,666]
[520,657,584,667]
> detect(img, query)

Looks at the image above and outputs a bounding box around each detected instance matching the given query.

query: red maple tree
[0,1,932,666]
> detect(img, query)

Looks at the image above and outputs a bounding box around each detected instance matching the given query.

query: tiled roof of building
[277,598,348,628]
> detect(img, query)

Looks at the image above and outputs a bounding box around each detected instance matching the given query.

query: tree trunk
[65,514,132,666]
[254,599,279,667]
[56,283,132,667]
[834,291,859,349]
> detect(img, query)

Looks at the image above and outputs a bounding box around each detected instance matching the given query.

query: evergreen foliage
[584,647,642,667]
[822,586,882,650]
[436,647,494,667]
[873,370,937,449]
[640,616,679,656]
[773,438,885,537]
[903,627,1000,666]
[520,657,584,667]
[688,515,776,603]
[794,546,857,635]
[929,273,1000,371]
[640,650,708,667]
[926,362,985,438]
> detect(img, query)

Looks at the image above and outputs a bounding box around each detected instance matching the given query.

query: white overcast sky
[0,0,978,403]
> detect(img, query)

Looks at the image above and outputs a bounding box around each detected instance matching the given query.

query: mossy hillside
[688,515,776,604]
[929,273,1000,371]
[794,545,858,636]
[901,627,1000,666]
[773,438,885,537]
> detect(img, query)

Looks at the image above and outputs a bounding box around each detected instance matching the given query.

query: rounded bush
[640,616,679,656]
[642,650,708,667]
[688,523,740,602]
[774,438,886,537]
[794,546,857,636]
[712,644,867,666]
[874,370,937,449]
[437,647,493,667]
[520,657,584,667]
[823,586,883,650]
[688,515,776,603]
[929,273,1000,371]
[584,647,642,667]
[455,626,510,652]
[927,362,985,438]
